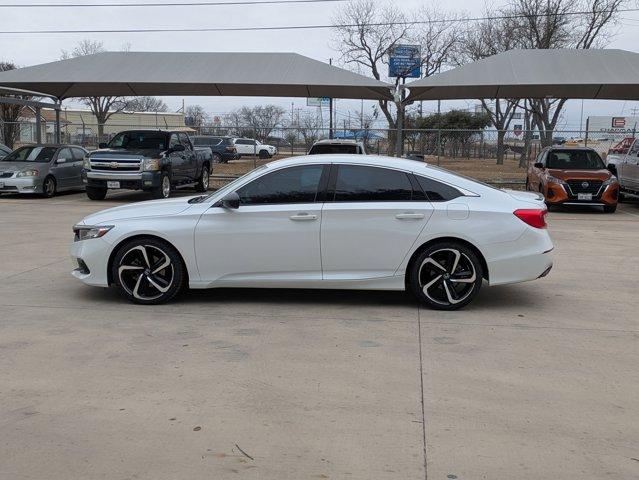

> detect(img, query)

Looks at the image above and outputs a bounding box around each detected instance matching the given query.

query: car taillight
[514,209,547,229]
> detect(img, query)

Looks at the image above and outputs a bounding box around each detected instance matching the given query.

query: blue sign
[389,44,421,78]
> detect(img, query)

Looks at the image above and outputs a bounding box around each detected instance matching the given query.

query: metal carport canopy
[0,51,394,101]
[405,49,639,102]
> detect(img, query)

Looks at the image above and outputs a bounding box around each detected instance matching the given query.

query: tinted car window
[71,147,87,159]
[415,175,463,202]
[333,165,412,202]
[237,165,324,205]
[58,148,74,161]
[2,146,57,163]
[109,131,167,150]
[179,133,192,149]
[309,144,358,155]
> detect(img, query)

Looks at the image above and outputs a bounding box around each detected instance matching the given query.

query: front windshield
[547,150,605,170]
[108,131,167,150]
[1,146,57,163]
[201,165,268,201]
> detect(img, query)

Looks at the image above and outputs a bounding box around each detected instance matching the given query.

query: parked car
[308,139,366,155]
[70,155,553,310]
[233,138,277,159]
[0,143,11,159]
[82,130,213,200]
[0,144,87,197]
[606,137,639,201]
[527,146,619,213]
[191,135,239,164]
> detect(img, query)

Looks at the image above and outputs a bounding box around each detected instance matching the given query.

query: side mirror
[98,142,108,149]
[170,144,185,153]
[534,162,544,169]
[215,191,240,209]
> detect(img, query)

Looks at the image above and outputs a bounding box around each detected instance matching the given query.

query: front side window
[1,146,57,163]
[546,149,605,170]
[237,165,324,205]
[168,134,180,149]
[71,147,87,159]
[414,175,463,202]
[179,133,192,149]
[57,148,74,161]
[332,165,412,202]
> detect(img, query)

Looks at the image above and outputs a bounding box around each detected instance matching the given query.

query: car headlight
[546,175,566,185]
[83,156,91,169]
[16,169,39,177]
[602,176,618,186]
[143,158,160,171]
[73,225,114,242]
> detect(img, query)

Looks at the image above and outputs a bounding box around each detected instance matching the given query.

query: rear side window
[415,175,463,202]
[333,165,412,202]
[237,165,324,205]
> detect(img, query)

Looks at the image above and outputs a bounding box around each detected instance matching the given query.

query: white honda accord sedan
[70,155,553,310]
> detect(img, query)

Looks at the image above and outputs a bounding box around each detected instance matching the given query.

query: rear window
[309,144,358,155]
[546,150,605,170]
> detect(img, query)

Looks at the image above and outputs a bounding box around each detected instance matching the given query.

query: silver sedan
[0,144,87,197]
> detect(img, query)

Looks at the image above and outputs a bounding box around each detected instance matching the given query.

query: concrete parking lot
[0,190,638,480]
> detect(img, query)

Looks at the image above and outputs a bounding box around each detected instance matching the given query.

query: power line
[0,7,637,34]
[0,0,345,7]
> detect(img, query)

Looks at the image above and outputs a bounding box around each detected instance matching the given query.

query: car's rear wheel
[86,186,107,200]
[151,173,171,199]
[42,176,56,198]
[409,242,483,310]
[195,164,209,192]
[111,238,185,304]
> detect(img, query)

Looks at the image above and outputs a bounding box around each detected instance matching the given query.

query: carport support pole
[35,106,42,143]
[54,102,61,144]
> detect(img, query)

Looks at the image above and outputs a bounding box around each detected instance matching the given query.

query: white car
[70,155,553,310]
[233,138,277,158]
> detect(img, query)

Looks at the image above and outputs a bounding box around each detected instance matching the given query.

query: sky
[3,0,639,132]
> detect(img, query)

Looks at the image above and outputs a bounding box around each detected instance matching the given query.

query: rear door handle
[290,213,317,221]
[395,213,425,220]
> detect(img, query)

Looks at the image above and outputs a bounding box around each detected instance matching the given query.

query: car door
[70,147,87,188]
[320,164,433,281]
[167,133,186,180]
[50,147,75,189]
[179,133,197,179]
[194,163,328,285]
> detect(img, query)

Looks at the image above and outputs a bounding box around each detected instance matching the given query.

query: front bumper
[84,170,162,190]
[545,182,618,206]
[0,176,42,194]
[69,236,112,287]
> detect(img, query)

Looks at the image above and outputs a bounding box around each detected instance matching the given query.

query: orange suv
[527,147,619,213]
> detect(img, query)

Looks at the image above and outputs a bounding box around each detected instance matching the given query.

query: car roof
[13,144,85,149]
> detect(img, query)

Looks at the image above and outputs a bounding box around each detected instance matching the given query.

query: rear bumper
[84,170,162,190]
[0,177,42,194]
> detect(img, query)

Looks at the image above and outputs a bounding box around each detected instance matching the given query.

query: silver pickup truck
[606,138,639,200]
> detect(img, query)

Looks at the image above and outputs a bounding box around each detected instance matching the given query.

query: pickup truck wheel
[86,185,107,200]
[152,173,171,199]
[258,150,271,159]
[112,238,185,304]
[195,164,209,192]
[603,205,617,213]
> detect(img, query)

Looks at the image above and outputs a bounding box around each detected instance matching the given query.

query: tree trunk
[496,129,506,165]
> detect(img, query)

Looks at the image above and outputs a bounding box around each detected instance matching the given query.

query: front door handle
[290,213,317,221]
[396,212,425,220]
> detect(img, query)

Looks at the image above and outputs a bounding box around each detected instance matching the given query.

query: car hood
[0,161,47,171]
[89,148,163,159]
[79,196,195,225]
[546,168,611,180]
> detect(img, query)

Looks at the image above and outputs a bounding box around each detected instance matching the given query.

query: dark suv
[192,136,238,163]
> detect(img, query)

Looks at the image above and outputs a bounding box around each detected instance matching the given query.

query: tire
[195,164,210,192]
[618,192,625,203]
[111,237,185,305]
[408,242,483,311]
[258,150,271,159]
[151,172,171,199]
[603,204,617,213]
[86,186,107,200]
[42,176,56,198]
[211,153,223,164]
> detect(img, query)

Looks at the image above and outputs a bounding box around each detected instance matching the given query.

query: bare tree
[296,111,323,150]
[61,40,129,141]
[228,105,286,142]
[127,96,168,112]
[504,0,627,146]
[185,105,208,129]
[0,62,33,149]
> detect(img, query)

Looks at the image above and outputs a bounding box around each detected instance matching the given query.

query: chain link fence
[2,120,632,188]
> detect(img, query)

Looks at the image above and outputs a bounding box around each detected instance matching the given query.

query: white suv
[233,138,277,159]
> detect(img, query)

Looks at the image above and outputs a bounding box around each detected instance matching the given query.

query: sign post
[389,45,421,157]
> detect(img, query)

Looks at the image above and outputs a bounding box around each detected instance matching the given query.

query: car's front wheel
[603,204,617,213]
[111,237,185,304]
[86,186,107,200]
[151,172,171,199]
[42,176,56,198]
[409,242,483,310]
